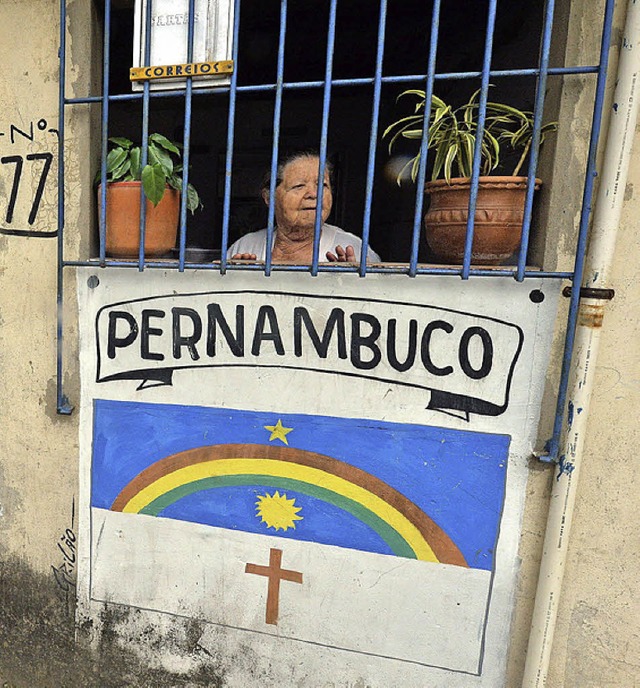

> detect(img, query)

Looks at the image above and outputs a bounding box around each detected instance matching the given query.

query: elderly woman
[227,152,381,263]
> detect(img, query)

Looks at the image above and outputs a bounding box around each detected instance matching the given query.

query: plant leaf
[382,113,423,138]
[105,148,128,176]
[431,142,448,181]
[397,89,425,102]
[129,147,142,180]
[443,145,458,184]
[430,94,447,110]
[486,101,530,119]
[149,133,180,154]
[410,154,421,183]
[167,174,182,191]
[110,158,131,181]
[186,183,202,214]
[384,84,557,184]
[459,131,476,177]
[148,143,174,176]
[402,129,426,140]
[108,136,133,150]
[141,163,166,206]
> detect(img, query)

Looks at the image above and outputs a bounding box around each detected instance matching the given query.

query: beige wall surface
[506,1,640,686]
[507,132,640,687]
[547,129,640,687]
[0,0,638,687]
[0,0,79,569]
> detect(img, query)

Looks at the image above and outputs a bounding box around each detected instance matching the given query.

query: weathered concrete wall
[0,0,103,565]
[547,127,640,687]
[0,0,87,683]
[507,144,640,687]
[506,0,640,685]
[0,0,74,572]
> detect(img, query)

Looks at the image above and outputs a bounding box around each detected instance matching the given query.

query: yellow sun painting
[255,491,303,531]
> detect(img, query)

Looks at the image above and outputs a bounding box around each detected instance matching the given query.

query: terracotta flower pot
[424,176,541,265]
[99,181,180,258]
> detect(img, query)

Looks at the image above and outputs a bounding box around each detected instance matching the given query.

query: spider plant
[97,133,202,212]
[383,89,557,184]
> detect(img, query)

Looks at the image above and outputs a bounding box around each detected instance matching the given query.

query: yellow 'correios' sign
[129,60,234,82]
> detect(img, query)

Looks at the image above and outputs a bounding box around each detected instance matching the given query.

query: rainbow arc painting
[92,399,508,571]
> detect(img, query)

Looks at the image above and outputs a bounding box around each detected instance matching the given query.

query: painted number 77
[1,153,54,225]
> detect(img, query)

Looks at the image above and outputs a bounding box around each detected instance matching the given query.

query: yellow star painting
[263,419,293,445]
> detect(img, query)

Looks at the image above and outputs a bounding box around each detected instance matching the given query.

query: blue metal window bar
[56,0,616,467]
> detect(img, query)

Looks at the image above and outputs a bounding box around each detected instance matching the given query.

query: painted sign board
[132,0,234,91]
[77,269,559,686]
[129,60,234,83]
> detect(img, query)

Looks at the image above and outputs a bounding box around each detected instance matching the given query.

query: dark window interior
[106,0,545,262]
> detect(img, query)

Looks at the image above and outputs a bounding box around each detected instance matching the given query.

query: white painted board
[77,268,560,687]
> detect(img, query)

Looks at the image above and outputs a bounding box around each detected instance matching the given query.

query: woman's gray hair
[260,150,334,195]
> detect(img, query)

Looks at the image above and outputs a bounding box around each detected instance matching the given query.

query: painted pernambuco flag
[90,399,509,674]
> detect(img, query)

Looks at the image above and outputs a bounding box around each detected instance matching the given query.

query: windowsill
[84,256,542,272]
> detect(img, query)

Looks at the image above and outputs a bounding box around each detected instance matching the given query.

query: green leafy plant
[98,133,202,212]
[383,89,557,184]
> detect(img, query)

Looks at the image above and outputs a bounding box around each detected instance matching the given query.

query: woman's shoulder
[228,228,268,254]
[235,228,268,243]
[323,224,361,245]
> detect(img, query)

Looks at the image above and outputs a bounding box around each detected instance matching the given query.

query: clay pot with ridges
[424,176,541,265]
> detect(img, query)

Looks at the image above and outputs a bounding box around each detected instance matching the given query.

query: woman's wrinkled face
[268,156,333,237]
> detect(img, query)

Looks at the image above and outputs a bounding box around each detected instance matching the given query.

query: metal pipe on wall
[522,1,640,685]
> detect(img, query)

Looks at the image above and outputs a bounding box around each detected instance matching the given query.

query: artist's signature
[51,499,76,600]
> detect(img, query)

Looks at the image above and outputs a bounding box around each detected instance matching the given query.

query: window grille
[56,0,616,463]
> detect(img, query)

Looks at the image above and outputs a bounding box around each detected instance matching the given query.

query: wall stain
[0,557,226,687]
[0,463,22,550]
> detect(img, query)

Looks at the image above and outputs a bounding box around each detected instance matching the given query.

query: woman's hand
[326,244,357,262]
[230,253,258,260]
